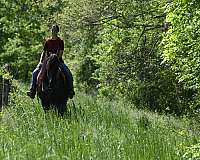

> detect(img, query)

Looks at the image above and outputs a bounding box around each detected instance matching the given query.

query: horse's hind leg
[57,103,67,116]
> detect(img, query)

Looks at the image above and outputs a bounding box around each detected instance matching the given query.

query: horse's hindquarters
[37,54,69,115]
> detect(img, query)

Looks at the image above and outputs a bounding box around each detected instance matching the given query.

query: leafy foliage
[58,0,193,114]
[0,0,63,80]
[1,0,200,114]
[162,0,200,111]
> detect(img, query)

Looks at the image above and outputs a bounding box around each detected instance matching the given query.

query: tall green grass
[0,84,199,159]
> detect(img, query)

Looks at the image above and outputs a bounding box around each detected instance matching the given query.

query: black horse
[37,54,70,115]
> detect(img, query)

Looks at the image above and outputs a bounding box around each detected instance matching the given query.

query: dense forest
[1,0,200,115]
[1,1,200,159]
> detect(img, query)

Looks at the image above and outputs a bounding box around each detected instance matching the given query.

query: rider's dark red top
[44,37,64,54]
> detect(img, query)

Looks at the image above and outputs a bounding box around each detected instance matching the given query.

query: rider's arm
[39,40,48,63]
[58,40,64,59]
[39,51,46,63]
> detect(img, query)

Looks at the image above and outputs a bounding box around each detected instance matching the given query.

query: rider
[27,24,75,99]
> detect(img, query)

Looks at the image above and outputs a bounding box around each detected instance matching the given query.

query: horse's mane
[46,54,60,70]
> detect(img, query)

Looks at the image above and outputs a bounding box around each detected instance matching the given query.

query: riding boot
[27,63,42,99]
[27,88,36,99]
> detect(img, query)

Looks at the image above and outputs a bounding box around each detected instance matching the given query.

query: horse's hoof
[27,91,35,99]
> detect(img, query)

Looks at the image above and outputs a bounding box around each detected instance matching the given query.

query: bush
[181,143,200,160]
[76,56,99,95]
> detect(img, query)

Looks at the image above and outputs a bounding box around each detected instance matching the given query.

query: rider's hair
[52,24,59,33]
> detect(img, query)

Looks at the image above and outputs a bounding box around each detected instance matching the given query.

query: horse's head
[46,54,60,88]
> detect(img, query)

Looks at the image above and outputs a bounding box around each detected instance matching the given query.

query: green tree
[0,0,64,80]
[162,0,200,111]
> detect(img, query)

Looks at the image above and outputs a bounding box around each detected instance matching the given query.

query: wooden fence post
[0,76,2,111]
[0,76,11,111]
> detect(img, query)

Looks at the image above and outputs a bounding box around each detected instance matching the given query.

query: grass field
[0,84,199,160]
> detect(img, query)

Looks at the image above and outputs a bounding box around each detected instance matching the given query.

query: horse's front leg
[39,92,50,112]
